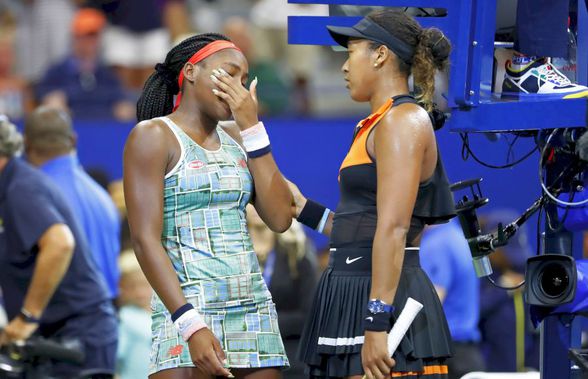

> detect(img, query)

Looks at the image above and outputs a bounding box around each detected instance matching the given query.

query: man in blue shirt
[23,106,121,300]
[0,117,117,377]
[35,8,134,121]
[420,219,486,379]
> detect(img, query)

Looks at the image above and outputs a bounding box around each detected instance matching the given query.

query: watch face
[367,300,384,314]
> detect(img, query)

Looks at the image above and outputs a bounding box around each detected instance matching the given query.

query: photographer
[0,116,117,378]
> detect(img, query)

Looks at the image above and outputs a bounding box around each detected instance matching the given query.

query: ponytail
[367,10,451,112]
[412,28,451,111]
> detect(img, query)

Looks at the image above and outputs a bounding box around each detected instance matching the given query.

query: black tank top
[330,95,456,248]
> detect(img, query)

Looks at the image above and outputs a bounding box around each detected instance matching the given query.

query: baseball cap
[72,8,106,36]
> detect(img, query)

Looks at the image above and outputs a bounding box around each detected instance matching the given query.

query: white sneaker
[502,58,588,99]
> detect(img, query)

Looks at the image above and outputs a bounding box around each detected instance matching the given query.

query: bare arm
[123,121,231,377]
[22,224,75,317]
[1,224,74,344]
[123,121,187,314]
[362,106,434,378]
[215,76,293,233]
[248,154,293,233]
[370,107,432,305]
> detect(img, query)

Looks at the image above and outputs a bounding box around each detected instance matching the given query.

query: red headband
[174,40,241,111]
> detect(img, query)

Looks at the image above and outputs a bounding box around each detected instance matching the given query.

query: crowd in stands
[0,0,335,121]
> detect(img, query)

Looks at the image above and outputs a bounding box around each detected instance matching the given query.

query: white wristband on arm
[240,122,271,158]
[172,306,208,342]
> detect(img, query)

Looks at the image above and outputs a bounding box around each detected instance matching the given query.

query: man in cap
[36,8,133,121]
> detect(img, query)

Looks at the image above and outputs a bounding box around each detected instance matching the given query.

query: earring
[374,63,379,68]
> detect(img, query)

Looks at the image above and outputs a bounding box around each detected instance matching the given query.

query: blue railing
[288,0,588,131]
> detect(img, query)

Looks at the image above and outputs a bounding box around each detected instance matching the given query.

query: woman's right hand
[285,178,307,218]
[211,69,259,131]
[188,328,233,377]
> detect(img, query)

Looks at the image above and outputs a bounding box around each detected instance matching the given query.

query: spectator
[246,205,320,379]
[86,166,112,190]
[0,116,117,378]
[35,8,135,121]
[223,17,291,115]
[0,30,33,120]
[250,0,328,114]
[24,106,121,300]
[187,0,223,34]
[420,219,486,379]
[478,209,540,372]
[98,0,190,91]
[116,250,152,379]
[8,0,75,83]
[501,0,588,98]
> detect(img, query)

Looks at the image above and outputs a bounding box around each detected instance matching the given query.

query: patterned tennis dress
[149,117,289,375]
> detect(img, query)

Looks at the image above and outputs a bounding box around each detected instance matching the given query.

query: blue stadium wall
[74,117,540,249]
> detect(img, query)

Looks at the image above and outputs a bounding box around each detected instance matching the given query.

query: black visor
[327,17,415,64]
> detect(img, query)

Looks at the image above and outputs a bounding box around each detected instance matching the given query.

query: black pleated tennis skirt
[298,246,453,378]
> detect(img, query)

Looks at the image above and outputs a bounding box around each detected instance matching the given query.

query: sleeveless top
[159,117,271,309]
[330,95,456,249]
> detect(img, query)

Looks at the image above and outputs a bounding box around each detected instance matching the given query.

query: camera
[0,337,84,379]
[524,254,577,307]
[450,177,588,314]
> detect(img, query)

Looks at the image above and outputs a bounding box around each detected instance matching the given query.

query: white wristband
[316,208,331,234]
[173,309,207,342]
[240,122,270,152]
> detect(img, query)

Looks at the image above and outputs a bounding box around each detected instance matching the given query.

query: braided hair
[137,33,230,122]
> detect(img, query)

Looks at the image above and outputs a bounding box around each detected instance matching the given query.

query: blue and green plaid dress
[149,117,289,375]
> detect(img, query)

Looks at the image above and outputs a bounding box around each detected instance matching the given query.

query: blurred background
[0,0,540,249]
[1,1,584,377]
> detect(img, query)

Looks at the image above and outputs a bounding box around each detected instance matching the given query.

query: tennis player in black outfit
[290,9,456,379]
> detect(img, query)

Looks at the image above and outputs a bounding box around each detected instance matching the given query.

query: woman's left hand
[211,68,259,130]
[362,331,395,379]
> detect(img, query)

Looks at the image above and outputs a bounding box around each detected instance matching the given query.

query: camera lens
[540,263,570,298]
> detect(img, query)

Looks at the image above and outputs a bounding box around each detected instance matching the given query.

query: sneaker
[502,58,588,99]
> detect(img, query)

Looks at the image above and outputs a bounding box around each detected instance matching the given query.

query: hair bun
[154,63,180,94]
[422,28,451,69]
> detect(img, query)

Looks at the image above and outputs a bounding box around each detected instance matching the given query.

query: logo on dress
[187,160,205,169]
[168,344,184,357]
